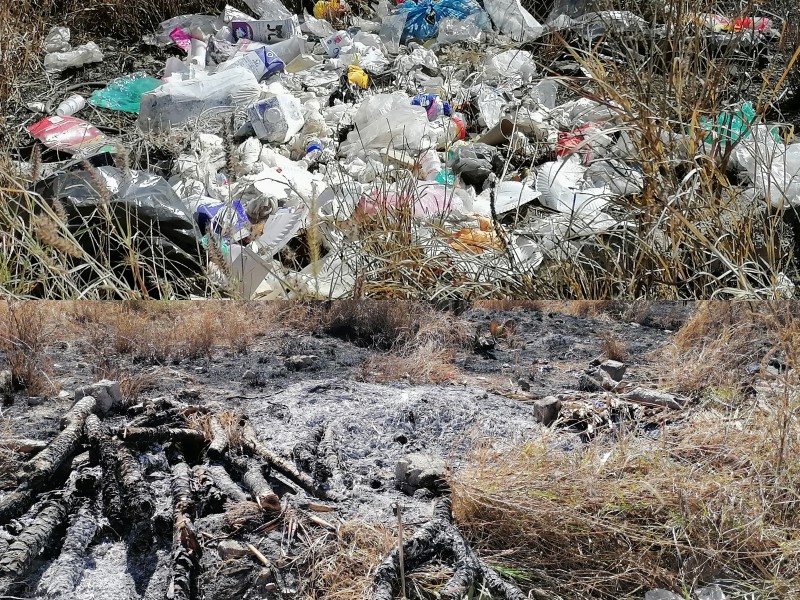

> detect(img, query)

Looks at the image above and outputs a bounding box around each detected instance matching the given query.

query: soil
[0,304,689,599]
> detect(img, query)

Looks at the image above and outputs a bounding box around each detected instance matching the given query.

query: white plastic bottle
[417,148,443,181]
[55,94,86,116]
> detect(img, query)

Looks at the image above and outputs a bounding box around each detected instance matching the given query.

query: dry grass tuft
[452,403,800,598]
[64,301,291,363]
[660,302,787,394]
[311,301,470,383]
[0,301,56,396]
[601,332,629,362]
[303,521,406,600]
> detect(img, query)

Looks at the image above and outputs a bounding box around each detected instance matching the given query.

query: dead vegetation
[0,302,56,396]
[449,302,800,599]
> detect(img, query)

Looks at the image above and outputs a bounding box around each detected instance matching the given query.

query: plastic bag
[339,93,430,156]
[378,12,407,53]
[484,49,537,84]
[396,0,486,42]
[89,73,163,113]
[244,0,294,19]
[483,0,543,41]
[35,167,204,291]
[436,12,485,44]
[736,127,800,208]
[138,67,261,132]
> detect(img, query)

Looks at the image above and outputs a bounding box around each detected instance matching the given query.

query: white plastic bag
[138,67,261,132]
[483,0,543,41]
[244,0,293,19]
[484,49,537,84]
[735,127,800,208]
[340,94,430,156]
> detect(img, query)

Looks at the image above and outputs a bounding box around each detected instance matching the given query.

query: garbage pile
[22,0,800,298]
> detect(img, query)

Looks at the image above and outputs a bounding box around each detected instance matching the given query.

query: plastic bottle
[306,137,324,153]
[411,94,451,121]
[44,42,104,73]
[55,94,86,116]
[418,149,443,181]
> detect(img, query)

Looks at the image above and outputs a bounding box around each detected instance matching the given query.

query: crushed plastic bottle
[44,41,104,73]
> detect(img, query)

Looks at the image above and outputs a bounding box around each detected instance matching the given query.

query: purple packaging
[231,18,299,43]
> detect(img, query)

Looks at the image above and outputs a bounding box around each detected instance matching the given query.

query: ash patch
[243,379,543,523]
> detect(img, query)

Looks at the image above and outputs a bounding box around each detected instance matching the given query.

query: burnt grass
[0,303,688,599]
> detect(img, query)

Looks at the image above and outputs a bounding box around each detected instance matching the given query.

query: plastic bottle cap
[265,107,283,124]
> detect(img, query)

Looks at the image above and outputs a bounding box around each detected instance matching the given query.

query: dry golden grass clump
[311,300,471,383]
[449,302,800,599]
[660,301,795,393]
[451,405,800,598]
[0,301,56,396]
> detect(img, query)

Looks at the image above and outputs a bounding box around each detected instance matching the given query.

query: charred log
[38,497,99,599]
[0,489,35,526]
[314,424,340,484]
[166,447,200,600]
[22,396,97,487]
[293,424,323,473]
[116,444,155,522]
[372,497,526,600]
[227,456,281,512]
[207,417,229,458]
[0,439,49,454]
[242,424,344,502]
[115,426,207,447]
[191,463,225,515]
[205,460,250,502]
[85,414,124,531]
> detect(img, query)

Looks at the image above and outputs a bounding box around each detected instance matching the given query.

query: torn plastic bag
[244,0,294,19]
[447,143,504,190]
[34,166,204,295]
[339,94,430,157]
[152,15,218,46]
[396,0,486,43]
[483,0,543,41]
[88,73,163,113]
[547,0,587,22]
[536,156,611,216]
[436,12,486,44]
[735,127,800,208]
[473,181,541,216]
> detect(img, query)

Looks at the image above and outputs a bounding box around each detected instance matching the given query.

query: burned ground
[0,302,699,599]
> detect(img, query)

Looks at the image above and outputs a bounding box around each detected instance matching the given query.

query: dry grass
[601,332,629,361]
[452,402,800,598]
[309,300,471,383]
[450,303,800,599]
[659,301,788,394]
[303,521,397,600]
[0,301,56,395]
[64,301,302,363]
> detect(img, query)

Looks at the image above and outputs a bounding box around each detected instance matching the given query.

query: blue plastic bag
[396,0,486,42]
